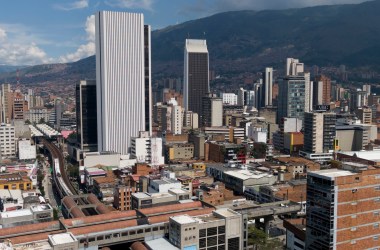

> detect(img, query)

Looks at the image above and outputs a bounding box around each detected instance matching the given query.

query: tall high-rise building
[307,167,380,250]
[183,39,209,123]
[303,111,336,154]
[96,11,152,155]
[259,67,273,107]
[1,84,12,123]
[277,58,311,122]
[286,58,304,76]
[76,80,98,153]
[277,73,311,122]
[202,93,223,127]
[313,75,331,107]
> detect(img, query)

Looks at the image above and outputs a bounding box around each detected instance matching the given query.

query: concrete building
[161,98,182,134]
[273,117,303,151]
[221,93,238,105]
[183,110,198,129]
[336,124,377,151]
[148,178,182,193]
[313,75,331,107]
[165,143,194,162]
[355,107,372,124]
[25,107,49,124]
[96,11,151,155]
[248,126,267,143]
[277,73,311,122]
[306,168,380,250]
[18,139,36,160]
[131,131,165,165]
[183,39,209,125]
[202,93,223,127]
[0,204,53,228]
[169,209,243,250]
[0,124,16,158]
[131,189,190,209]
[259,67,273,108]
[76,80,98,155]
[1,84,12,123]
[303,112,336,154]
[12,92,27,121]
[284,219,306,250]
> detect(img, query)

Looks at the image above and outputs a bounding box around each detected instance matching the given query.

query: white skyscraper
[96,11,151,155]
[260,67,273,107]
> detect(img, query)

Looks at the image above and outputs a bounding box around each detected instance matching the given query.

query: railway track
[41,138,77,197]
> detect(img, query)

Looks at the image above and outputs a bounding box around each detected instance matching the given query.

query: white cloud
[59,15,95,63]
[0,28,6,41]
[105,0,154,11]
[0,25,53,65]
[54,0,89,11]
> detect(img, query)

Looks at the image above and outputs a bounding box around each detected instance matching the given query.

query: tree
[248,226,283,250]
[53,208,59,220]
[38,117,45,124]
[251,143,268,159]
[25,119,31,125]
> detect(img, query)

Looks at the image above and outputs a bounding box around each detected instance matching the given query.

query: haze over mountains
[1,0,380,84]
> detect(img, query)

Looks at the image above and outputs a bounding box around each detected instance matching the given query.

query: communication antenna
[16,69,20,90]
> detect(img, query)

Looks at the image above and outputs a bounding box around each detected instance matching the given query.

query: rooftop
[309,169,355,179]
[224,169,273,180]
[48,232,77,245]
[171,214,197,224]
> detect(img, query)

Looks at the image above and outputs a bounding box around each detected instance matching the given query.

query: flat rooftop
[224,169,273,180]
[171,214,197,225]
[309,169,355,179]
[49,232,77,245]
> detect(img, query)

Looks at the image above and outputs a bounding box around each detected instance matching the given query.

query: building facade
[306,168,380,250]
[183,39,209,125]
[96,11,151,155]
[76,80,98,153]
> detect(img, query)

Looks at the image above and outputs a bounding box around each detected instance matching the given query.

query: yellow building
[192,163,206,171]
[0,173,33,190]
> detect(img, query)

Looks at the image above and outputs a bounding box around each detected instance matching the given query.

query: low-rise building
[0,172,33,190]
[131,189,191,209]
[148,178,182,193]
[0,124,16,158]
[169,209,243,250]
[113,185,137,211]
[283,218,306,250]
[0,204,53,228]
[165,143,194,162]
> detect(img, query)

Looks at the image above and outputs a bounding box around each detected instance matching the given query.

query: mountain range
[2,0,380,84]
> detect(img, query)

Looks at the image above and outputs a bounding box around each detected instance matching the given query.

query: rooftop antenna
[16,69,20,91]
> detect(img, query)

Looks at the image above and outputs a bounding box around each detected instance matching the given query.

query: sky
[0,0,370,66]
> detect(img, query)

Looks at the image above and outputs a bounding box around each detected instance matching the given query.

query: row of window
[79,226,166,244]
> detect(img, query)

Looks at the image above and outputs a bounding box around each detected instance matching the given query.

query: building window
[375,223,379,229]
[374,236,379,241]
[351,240,356,244]
[351,227,357,231]
[375,186,380,191]
[375,198,380,202]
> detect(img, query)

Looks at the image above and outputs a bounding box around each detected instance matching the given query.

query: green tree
[38,117,45,124]
[248,226,283,250]
[53,208,59,220]
[25,119,31,125]
[251,143,268,159]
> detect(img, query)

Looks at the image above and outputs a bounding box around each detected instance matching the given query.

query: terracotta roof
[70,219,138,236]
[93,176,116,184]
[9,230,65,245]
[139,201,202,216]
[63,210,137,227]
[0,221,60,237]
[96,204,111,214]
[130,241,148,250]
[62,196,77,210]
[86,194,102,205]
[70,207,86,218]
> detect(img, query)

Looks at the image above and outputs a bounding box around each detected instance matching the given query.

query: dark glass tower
[76,80,97,152]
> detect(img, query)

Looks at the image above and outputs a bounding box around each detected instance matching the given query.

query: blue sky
[0,0,368,66]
